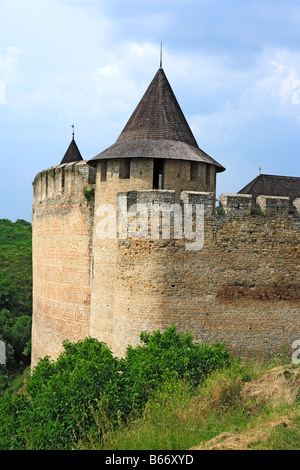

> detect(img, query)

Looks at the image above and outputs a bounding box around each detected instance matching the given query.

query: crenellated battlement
[32,161,96,207]
[219,193,252,215]
[256,195,290,215]
[219,193,299,218]
[116,190,300,220]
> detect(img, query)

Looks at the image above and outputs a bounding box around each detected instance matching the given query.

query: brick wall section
[89,157,216,350]
[164,160,215,201]
[106,190,300,357]
[31,161,95,367]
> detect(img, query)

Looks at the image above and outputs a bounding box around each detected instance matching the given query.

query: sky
[0,0,300,222]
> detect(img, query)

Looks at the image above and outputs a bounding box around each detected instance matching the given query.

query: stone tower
[86,66,225,356]
[31,66,300,367]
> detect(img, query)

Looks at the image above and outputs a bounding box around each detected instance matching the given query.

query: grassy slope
[82,359,300,451]
[1,220,298,450]
[0,219,32,316]
[3,346,299,450]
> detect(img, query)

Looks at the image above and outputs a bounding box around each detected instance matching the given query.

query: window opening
[206,164,211,186]
[153,159,164,189]
[119,159,130,179]
[100,161,107,182]
[191,161,199,181]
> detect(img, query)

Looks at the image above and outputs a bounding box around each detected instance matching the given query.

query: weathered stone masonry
[31,66,300,367]
[31,159,300,366]
[31,162,96,366]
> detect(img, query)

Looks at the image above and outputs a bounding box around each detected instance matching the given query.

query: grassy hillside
[98,360,300,451]
[1,341,299,450]
[0,219,32,316]
[0,219,32,386]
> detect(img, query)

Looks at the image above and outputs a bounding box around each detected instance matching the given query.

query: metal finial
[259,166,261,175]
[160,42,163,68]
[72,124,75,140]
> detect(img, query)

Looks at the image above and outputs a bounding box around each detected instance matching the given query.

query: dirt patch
[191,416,295,450]
[241,365,300,407]
[191,365,300,450]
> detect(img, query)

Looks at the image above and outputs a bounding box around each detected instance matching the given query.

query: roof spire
[88,64,225,173]
[160,42,163,69]
[60,125,83,164]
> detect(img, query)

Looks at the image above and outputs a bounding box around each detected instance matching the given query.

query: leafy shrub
[0,327,232,450]
[28,338,123,448]
[0,278,15,310]
[6,315,31,359]
[0,365,9,392]
[215,205,225,215]
[121,325,232,411]
[0,338,124,449]
[0,310,31,363]
[83,186,95,203]
[251,204,264,216]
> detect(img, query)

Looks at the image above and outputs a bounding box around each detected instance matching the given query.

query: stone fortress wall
[31,161,96,367]
[31,158,300,367]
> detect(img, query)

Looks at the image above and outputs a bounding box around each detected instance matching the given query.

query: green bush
[121,325,232,412]
[6,315,31,359]
[0,310,31,363]
[83,186,95,203]
[0,366,9,392]
[251,204,264,216]
[0,327,232,450]
[0,338,123,449]
[25,338,122,449]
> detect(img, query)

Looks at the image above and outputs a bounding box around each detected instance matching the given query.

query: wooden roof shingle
[88,68,225,172]
[117,67,198,146]
[238,173,300,207]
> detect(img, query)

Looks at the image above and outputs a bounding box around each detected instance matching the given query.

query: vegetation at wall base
[0,326,299,451]
[0,219,32,390]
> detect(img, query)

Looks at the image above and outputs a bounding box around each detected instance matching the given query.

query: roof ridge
[260,174,300,179]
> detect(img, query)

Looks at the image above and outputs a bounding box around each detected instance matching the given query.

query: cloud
[1,2,300,151]
[0,46,22,84]
[186,47,300,151]
[239,50,300,122]
[5,36,300,153]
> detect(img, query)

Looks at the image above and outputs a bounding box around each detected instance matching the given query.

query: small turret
[60,125,83,164]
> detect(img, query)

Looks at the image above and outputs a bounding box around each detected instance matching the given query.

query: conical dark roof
[60,138,83,164]
[88,67,225,172]
[117,68,198,146]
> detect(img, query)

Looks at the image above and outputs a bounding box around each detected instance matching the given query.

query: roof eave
[87,139,225,172]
